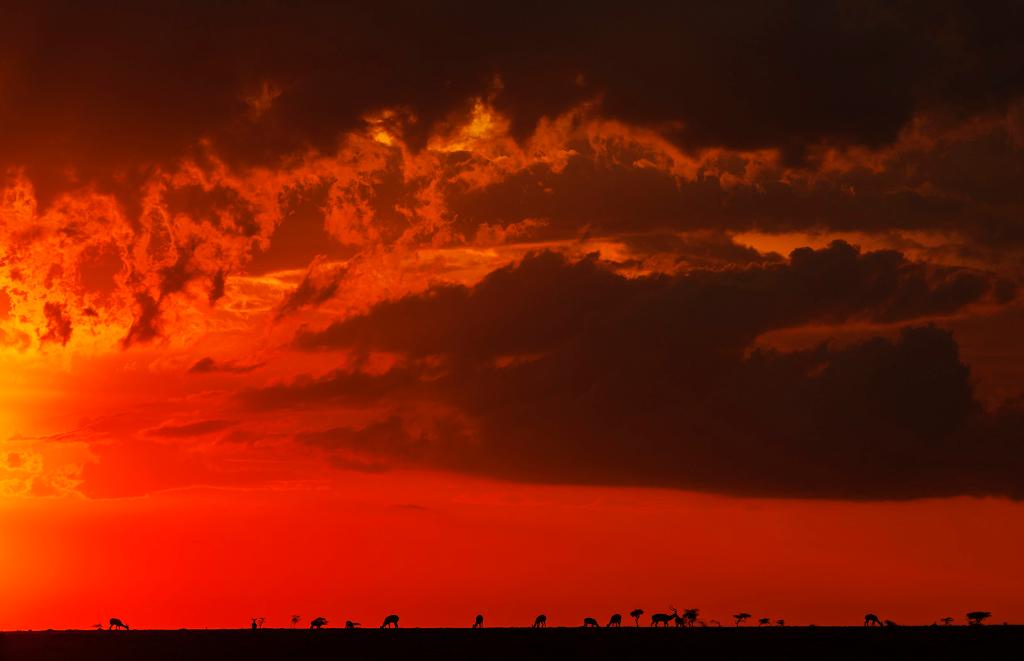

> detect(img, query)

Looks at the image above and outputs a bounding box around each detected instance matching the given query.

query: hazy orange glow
[2,4,1024,631]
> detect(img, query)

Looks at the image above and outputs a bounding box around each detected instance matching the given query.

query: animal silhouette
[607,613,622,627]
[864,613,882,627]
[967,611,991,626]
[651,607,677,627]
[734,613,751,626]
[583,617,599,628]
[884,620,899,627]
[629,609,644,626]
[310,617,328,629]
[92,623,104,631]
[109,618,129,630]
[381,614,400,628]
[708,619,722,627]
[758,617,770,626]
[533,614,547,628]
[473,614,484,629]
[345,620,360,629]
[682,609,699,627]
[250,617,265,630]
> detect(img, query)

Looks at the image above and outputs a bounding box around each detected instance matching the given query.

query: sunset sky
[2,2,1024,630]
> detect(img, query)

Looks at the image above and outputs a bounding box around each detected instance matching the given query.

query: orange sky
[2,3,1024,630]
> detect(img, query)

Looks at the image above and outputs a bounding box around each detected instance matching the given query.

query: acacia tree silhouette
[940,617,954,626]
[967,611,992,626]
[291,615,301,628]
[758,617,770,626]
[734,613,751,626]
[683,609,699,627]
[630,609,644,627]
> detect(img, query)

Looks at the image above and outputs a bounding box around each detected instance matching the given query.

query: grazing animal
[758,617,770,626]
[583,617,599,628]
[734,613,751,626]
[967,611,991,626]
[345,620,360,629]
[381,614,400,628]
[533,614,547,628]
[473,614,484,629]
[683,609,699,627]
[310,617,328,629]
[629,609,644,627]
[109,618,129,630]
[651,607,678,627]
[607,613,622,627]
[864,613,882,627]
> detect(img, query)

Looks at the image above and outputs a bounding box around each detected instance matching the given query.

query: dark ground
[2,626,1021,661]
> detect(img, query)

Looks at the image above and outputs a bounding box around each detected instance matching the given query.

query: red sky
[1,2,1023,630]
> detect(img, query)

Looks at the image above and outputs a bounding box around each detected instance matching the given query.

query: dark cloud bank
[2,1,1023,200]
[243,245,1024,500]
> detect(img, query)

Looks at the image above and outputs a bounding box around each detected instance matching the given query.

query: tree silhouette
[734,613,751,626]
[940,617,954,626]
[967,611,991,626]
[758,617,770,626]
[630,609,644,627]
[776,619,785,627]
[683,609,699,627]
[291,615,301,628]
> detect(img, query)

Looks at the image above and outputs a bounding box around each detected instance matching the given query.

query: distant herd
[91,610,996,631]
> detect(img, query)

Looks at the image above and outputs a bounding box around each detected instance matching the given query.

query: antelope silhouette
[734,613,751,626]
[607,613,622,627]
[345,620,360,629]
[583,617,599,628]
[533,614,547,628]
[473,614,484,629]
[381,614,400,628]
[864,613,882,627]
[629,609,644,627]
[651,607,677,627]
[109,618,129,630]
[310,617,328,629]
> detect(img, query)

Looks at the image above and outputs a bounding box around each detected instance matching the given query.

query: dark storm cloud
[188,356,264,374]
[40,301,72,345]
[270,248,1024,499]
[147,419,235,438]
[2,1,1022,203]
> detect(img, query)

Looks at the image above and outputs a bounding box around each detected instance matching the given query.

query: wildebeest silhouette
[651,607,677,627]
[607,613,622,627]
[345,620,360,629]
[381,614,400,628]
[533,614,547,628]
[473,614,484,629]
[310,617,328,629]
[864,613,882,627]
[109,618,129,630]
[583,617,599,628]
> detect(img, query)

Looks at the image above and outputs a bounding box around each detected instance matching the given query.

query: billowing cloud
[271,248,1024,499]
